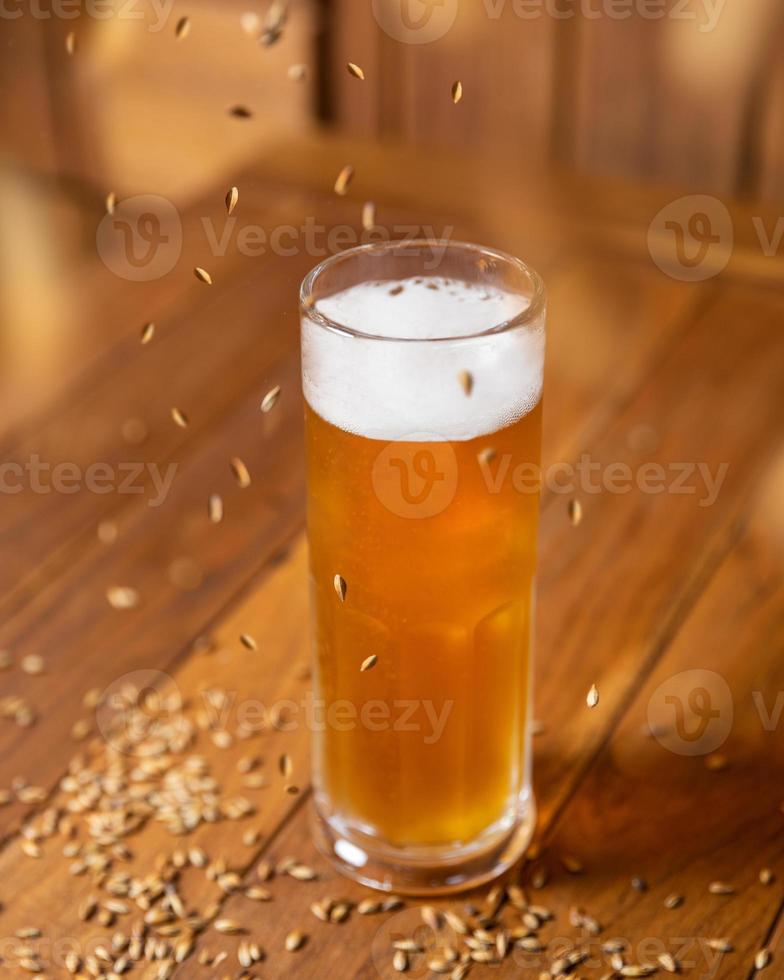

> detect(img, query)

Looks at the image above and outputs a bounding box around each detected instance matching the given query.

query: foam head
[302,276,544,442]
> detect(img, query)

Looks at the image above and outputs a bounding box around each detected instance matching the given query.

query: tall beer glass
[300,240,545,894]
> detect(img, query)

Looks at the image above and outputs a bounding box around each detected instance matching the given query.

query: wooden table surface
[1,133,784,979]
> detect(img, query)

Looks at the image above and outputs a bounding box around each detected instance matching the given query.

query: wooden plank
[323,0,382,136]
[0,181,451,611]
[324,2,555,161]
[533,281,784,823]
[251,133,784,287]
[0,178,311,444]
[0,251,298,607]
[539,252,712,464]
[572,0,784,194]
[0,248,699,832]
[758,56,784,202]
[155,280,784,978]
[170,280,784,974]
[0,275,781,975]
[503,451,784,979]
[163,281,784,980]
[0,539,316,973]
[0,354,305,841]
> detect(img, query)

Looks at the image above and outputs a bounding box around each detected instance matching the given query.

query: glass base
[311,792,537,896]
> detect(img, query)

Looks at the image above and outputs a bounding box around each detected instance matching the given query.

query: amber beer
[301,242,545,894]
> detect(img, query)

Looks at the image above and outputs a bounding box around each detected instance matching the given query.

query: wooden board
[0,133,782,980]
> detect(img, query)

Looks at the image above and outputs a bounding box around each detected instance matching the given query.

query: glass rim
[299,239,546,344]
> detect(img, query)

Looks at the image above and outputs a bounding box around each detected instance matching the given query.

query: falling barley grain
[288,64,307,82]
[451,80,463,104]
[239,633,257,651]
[208,494,224,523]
[261,385,281,413]
[225,186,239,215]
[170,407,189,430]
[663,893,683,909]
[334,574,347,602]
[360,654,377,672]
[175,16,190,38]
[229,104,253,119]
[260,19,283,45]
[230,456,251,487]
[586,684,600,708]
[477,447,497,465]
[279,753,293,778]
[194,266,212,285]
[568,499,583,526]
[140,321,155,344]
[458,370,473,396]
[347,62,365,80]
[362,201,376,231]
[760,868,774,885]
[107,586,139,610]
[105,191,117,214]
[21,655,45,675]
[334,164,355,196]
[708,881,734,895]
[65,30,76,54]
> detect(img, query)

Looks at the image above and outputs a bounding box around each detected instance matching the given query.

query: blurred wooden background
[3,0,784,203]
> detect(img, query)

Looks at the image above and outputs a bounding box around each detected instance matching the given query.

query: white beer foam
[302,277,544,442]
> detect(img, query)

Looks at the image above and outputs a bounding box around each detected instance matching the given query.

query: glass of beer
[300,240,545,894]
